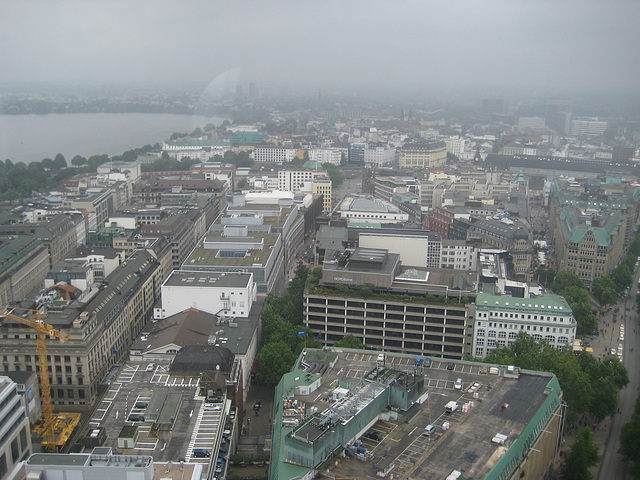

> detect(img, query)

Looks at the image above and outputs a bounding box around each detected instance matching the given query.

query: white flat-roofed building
[24,451,203,480]
[443,136,466,157]
[473,292,576,358]
[309,148,342,165]
[570,118,608,136]
[364,146,396,168]
[0,376,32,479]
[252,146,296,163]
[243,190,295,205]
[359,231,442,268]
[278,169,328,194]
[440,239,478,270]
[338,196,409,225]
[155,271,256,320]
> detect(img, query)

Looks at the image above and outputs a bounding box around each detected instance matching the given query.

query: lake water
[0,113,227,164]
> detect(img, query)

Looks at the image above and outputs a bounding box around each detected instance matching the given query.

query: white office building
[364,146,396,168]
[570,118,608,136]
[278,169,327,194]
[309,148,342,165]
[473,293,577,358]
[154,271,256,320]
[440,240,478,270]
[0,376,32,480]
[252,146,296,163]
[443,137,466,157]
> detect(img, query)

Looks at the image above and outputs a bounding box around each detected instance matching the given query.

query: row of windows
[478,325,571,335]
[479,313,568,322]
[477,336,569,347]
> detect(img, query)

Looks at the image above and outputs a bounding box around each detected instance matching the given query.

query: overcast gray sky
[1,0,638,95]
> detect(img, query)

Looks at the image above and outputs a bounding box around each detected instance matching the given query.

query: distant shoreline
[0,113,228,164]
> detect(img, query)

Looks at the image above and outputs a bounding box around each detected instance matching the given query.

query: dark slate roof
[170,345,235,375]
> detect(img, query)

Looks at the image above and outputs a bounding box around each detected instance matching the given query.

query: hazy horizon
[1,1,639,98]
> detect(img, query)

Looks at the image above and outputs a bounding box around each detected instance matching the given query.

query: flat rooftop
[275,348,559,480]
[184,233,279,267]
[163,271,252,289]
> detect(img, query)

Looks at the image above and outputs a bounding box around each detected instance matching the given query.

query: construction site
[0,307,83,452]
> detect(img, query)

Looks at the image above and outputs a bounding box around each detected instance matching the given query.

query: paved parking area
[185,404,224,463]
[327,351,504,479]
[86,362,227,477]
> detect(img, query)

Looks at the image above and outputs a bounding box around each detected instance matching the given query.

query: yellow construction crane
[0,306,70,452]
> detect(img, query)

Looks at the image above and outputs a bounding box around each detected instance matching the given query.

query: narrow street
[597,265,640,479]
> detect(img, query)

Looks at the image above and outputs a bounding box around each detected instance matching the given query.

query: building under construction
[35,412,81,452]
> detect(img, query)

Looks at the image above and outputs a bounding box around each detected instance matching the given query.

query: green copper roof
[476,293,573,314]
[270,368,322,480]
[559,207,618,247]
[568,227,611,247]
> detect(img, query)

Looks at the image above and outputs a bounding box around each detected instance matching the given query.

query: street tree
[255,341,298,388]
[71,155,87,166]
[561,427,598,480]
[629,234,640,257]
[619,395,640,479]
[322,162,343,188]
[591,276,617,305]
[335,334,365,350]
[610,263,633,293]
[53,153,67,170]
[552,270,584,293]
[559,286,597,335]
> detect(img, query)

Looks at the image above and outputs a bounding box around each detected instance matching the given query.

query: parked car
[146,363,155,372]
[366,431,382,441]
[192,449,211,458]
[128,414,145,422]
[423,424,436,436]
[447,361,455,370]
[134,401,148,409]
[454,378,463,390]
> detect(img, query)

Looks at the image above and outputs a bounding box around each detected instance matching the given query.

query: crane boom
[0,306,69,452]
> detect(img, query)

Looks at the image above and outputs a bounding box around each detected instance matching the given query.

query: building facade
[252,146,296,163]
[0,250,162,408]
[0,376,32,480]
[303,248,475,359]
[398,141,447,169]
[472,292,577,358]
[0,237,50,306]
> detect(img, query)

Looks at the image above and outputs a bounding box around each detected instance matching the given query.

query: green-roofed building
[472,292,577,358]
[549,180,631,288]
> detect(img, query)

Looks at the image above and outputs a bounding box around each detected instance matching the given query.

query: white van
[445,401,458,413]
